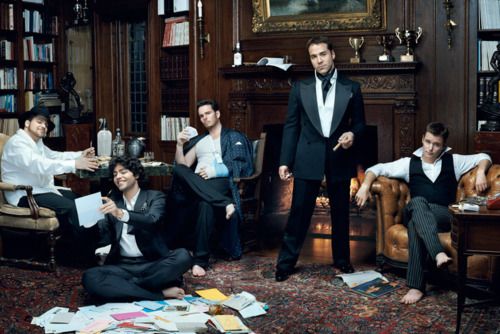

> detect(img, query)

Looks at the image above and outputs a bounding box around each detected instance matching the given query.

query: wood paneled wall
[192,0,475,158]
[90,0,477,166]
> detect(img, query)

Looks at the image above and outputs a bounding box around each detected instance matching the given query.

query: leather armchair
[0,133,60,272]
[371,164,500,280]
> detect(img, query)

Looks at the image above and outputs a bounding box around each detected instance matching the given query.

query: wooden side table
[449,206,500,333]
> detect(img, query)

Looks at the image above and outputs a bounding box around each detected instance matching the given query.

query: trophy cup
[376,34,395,62]
[349,37,364,64]
[395,27,423,62]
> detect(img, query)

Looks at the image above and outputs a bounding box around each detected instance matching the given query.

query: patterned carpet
[1,256,499,334]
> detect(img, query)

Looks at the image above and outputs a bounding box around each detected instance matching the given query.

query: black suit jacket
[280,72,365,181]
[98,189,170,264]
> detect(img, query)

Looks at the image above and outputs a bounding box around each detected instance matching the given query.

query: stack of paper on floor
[222,291,267,318]
[336,270,400,298]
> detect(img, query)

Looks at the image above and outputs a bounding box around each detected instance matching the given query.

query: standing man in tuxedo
[82,157,191,301]
[275,36,366,281]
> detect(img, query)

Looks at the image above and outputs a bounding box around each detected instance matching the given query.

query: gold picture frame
[252,0,386,33]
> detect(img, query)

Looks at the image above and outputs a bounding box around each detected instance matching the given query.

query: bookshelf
[475,0,500,130]
[472,0,500,160]
[0,0,62,136]
[159,1,190,142]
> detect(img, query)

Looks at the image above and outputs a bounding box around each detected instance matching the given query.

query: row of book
[0,3,15,31]
[162,16,189,47]
[160,53,189,80]
[160,116,190,141]
[0,67,18,89]
[0,94,16,113]
[478,77,499,105]
[23,36,55,62]
[22,9,59,35]
[25,90,62,111]
[478,40,499,71]
[24,70,54,90]
[161,87,189,112]
[478,0,500,30]
[0,40,14,60]
[0,118,17,135]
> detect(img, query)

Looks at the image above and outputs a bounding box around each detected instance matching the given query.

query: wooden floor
[248,210,377,267]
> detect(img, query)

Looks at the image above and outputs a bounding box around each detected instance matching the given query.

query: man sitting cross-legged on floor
[355,122,491,304]
[170,99,254,277]
[82,157,192,302]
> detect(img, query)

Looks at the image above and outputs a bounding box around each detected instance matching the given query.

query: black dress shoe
[275,269,294,282]
[334,263,355,274]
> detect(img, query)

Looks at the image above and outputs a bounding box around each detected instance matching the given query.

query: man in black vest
[355,122,491,304]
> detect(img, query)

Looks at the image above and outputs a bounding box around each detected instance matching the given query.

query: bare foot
[436,252,452,268]
[192,264,206,277]
[162,286,185,299]
[400,288,424,304]
[225,204,235,220]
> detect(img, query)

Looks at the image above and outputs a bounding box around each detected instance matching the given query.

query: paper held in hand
[185,126,198,139]
[75,192,105,228]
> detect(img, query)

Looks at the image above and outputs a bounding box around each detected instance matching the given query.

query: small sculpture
[127,137,145,158]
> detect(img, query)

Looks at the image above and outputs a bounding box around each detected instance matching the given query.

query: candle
[197,0,203,18]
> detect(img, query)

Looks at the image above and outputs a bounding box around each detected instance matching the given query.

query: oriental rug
[1,256,499,333]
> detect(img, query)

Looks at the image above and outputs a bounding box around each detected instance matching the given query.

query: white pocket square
[235,141,243,145]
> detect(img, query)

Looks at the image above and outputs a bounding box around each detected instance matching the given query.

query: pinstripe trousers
[403,196,452,291]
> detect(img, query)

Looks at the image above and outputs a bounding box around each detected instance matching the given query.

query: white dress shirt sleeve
[366,157,412,183]
[452,153,492,179]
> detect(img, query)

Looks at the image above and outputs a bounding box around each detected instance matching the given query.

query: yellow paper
[214,315,243,331]
[195,288,228,301]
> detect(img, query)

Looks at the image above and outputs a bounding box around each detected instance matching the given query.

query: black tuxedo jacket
[280,72,365,181]
[98,189,170,264]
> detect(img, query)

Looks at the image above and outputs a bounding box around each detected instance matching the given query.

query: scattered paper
[239,302,266,318]
[110,311,146,321]
[195,288,228,302]
[75,192,104,228]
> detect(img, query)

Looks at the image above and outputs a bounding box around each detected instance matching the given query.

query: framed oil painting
[252,0,386,33]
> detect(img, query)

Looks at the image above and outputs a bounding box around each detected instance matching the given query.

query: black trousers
[18,190,80,232]
[403,196,451,291]
[82,248,192,302]
[18,190,98,258]
[171,164,235,268]
[276,177,351,272]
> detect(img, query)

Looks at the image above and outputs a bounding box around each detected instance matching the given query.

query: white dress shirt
[366,147,491,183]
[1,129,81,205]
[315,69,338,137]
[118,189,143,258]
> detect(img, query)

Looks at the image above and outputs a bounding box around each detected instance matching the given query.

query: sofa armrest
[457,164,500,201]
[371,176,410,255]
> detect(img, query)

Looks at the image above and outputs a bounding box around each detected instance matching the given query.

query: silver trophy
[395,27,423,62]
[349,37,364,64]
[376,34,395,62]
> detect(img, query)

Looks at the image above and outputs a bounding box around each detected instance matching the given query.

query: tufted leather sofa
[371,164,500,280]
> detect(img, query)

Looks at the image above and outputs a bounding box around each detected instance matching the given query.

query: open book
[351,278,401,298]
[257,57,292,71]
